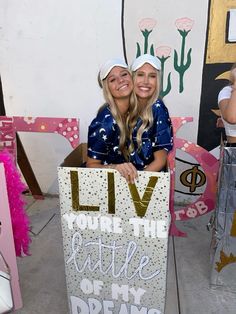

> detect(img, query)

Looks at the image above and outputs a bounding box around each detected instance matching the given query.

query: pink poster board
[0,163,22,310]
[0,116,80,161]
[169,117,219,236]
[0,117,16,157]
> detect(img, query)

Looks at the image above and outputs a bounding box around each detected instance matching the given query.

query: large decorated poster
[58,168,170,314]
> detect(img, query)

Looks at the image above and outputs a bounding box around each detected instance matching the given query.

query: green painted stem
[181,34,186,66]
[179,72,184,93]
[144,34,149,54]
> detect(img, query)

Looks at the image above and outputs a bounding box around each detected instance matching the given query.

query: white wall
[124,0,209,142]
[0,0,124,193]
[0,0,125,133]
[0,0,210,195]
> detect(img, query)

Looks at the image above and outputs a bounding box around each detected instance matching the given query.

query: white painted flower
[139,18,157,31]
[175,17,194,31]
[155,46,171,58]
[24,117,36,124]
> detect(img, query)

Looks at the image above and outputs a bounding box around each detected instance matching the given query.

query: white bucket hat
[99,58,128,81]
[131,54,161,71]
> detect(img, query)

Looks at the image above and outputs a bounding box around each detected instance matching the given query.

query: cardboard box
[58,157,170,313]
[60,143,87,167]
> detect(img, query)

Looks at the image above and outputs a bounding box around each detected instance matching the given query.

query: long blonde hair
[128,69,161,151]
[99,70,137,160]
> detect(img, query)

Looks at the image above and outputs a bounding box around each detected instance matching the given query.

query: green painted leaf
[185,48,192,69]
[150,44,155,56]
[136,42,141,58]
[173,49,179,70]
[161,72,172,98]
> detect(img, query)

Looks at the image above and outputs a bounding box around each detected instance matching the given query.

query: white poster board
[58,168,170,314]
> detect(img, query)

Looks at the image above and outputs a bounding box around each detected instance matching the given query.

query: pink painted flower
[175,17,194,31]
[139,18,157,31]
[23,117,36,124]
[155,46,171,58]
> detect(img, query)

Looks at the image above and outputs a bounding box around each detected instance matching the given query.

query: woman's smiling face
[107,66,133,100]
[133,63,158,103]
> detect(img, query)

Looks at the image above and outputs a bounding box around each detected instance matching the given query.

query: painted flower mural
[136,18,157,56]
[175,17,194,32]
[174,17,194,93]
[135,16,194,97]
[138,18,157,31]
[155,46,171,58]
[156,46,172,98]
[136,19,172,97]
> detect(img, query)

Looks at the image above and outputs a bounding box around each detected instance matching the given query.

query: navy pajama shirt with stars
[87,105,126,165]
[129,99,173,170]
[87,100,173,170]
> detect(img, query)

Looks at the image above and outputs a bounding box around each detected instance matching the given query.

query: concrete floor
[15,196,236,314]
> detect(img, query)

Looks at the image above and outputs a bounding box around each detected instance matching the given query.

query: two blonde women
[87,55,173,178]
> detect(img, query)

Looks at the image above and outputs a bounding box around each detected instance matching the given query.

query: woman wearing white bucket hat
[129,54,173,171]
[87,58,138,183]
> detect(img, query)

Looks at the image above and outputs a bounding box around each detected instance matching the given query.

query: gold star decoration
[215,250,236,273]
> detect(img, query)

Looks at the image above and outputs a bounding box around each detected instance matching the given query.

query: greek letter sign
[58,168,170,314]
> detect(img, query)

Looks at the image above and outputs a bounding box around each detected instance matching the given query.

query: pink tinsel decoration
[0,150,31,256]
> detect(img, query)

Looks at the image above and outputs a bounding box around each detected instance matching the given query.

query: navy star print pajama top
[129,99,173,170]
[87,105,126,165]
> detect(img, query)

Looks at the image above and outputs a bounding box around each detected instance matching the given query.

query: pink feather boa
[0,149,31,256]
